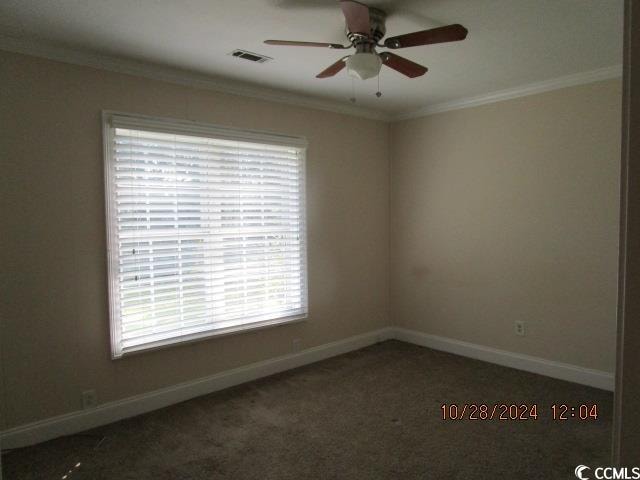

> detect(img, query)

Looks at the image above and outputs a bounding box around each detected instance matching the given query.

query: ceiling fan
[264,0,468,80]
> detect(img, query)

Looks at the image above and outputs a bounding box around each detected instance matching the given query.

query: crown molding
[393,64,623,121]
[0,34,623,123]
[0,34,390,122]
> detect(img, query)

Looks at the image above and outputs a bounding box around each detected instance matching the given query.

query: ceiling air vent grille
[229,49,272,63]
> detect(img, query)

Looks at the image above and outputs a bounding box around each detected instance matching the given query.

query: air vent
[229,49,272,63]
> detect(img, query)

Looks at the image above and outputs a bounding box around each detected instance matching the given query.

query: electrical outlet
[514,321,526,337]
[82,390,97,409]
[292,338,302,353]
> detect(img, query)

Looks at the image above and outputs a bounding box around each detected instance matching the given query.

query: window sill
[113,313,308,359]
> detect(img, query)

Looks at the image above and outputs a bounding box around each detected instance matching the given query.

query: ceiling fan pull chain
[376,72,382,98]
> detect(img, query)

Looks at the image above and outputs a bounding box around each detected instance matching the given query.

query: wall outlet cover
[82,390,97,409]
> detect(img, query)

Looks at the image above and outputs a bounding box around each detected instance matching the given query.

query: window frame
[102,111,309,359]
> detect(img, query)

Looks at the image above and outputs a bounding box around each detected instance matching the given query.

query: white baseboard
[394,327,615,391]
[1,325,613,450]
[0,327,394,450]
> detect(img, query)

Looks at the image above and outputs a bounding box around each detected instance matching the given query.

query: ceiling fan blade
[384,24,468,49]
[264,40,349,49]
[316,56,349,78]
[380,52,428,78]
[340,0,370,35]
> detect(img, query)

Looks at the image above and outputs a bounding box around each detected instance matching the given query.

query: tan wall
[390,79,622,372]
[0,49,623,433]
[0,51,390,430]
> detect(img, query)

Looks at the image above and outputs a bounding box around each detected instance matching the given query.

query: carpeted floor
[2,340,612,479]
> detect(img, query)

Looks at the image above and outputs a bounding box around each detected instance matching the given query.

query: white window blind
[103,113,307,358]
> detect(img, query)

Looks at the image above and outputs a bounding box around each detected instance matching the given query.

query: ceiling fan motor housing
[345,7,386,45]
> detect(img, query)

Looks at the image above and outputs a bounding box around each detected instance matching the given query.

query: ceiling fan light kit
[264,0,468,84]
[346,52,382,80]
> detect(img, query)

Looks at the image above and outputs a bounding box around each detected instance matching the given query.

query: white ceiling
[0,0,624,117]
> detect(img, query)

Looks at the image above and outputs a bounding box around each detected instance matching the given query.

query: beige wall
[390,79,622,372]
[0,51,390,430]
[0,49,623,433]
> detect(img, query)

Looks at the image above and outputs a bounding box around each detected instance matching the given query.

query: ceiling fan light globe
[346,52,382,80]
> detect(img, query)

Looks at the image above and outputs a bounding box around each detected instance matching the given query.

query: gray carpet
[2,340,612,479]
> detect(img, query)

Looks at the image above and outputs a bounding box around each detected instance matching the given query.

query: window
[103,112,308,358]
